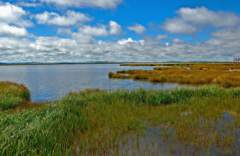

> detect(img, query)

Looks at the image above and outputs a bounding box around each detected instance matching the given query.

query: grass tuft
[0,82,30,110]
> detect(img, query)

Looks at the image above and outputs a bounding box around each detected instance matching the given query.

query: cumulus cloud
[0,3,30,37]
[163,7,240,34]
[0,3,240,63]
[79,25,109,36]
[35,11,91,26]
[109,21,122,35]
[1,27,240,62]
[0,3,26,24]
[163,18,197,34]
[0,23,27,37]
[118,38,144,46]
[72,21,121,42]
[128,24,145,34]
[206,28,240,54]
[41,0,122,9]
[179,7,239,27]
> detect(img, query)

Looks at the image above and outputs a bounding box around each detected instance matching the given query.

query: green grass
[1,84,240,155]
[0,95,88,155]
[0,82,30,110]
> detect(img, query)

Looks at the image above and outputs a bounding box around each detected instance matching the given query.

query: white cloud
[0,3,26,24]
[156,35,167,40]
[57,28,73,36]
[179,7,239,27]
[33,37,77,52]
[72,21,121,43]
[35,11,91,26]
[41,0,122,9]
[109,21,121,35]
[0,23,27,37]
[0,3,32,27]
[80,25,109,36]
[0,3,30,37]
[212,28,240,40]
[1,28,240,63]
[118,38,145,46]
[163,18,197,34]
[128,24,145,34]
[163,7,240,34]
[172,38,183,44]
[0,4,240,62]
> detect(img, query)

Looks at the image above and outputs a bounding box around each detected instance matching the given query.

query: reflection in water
[76,112,240,156]
[116,113,240,156]
[0,64,179,102]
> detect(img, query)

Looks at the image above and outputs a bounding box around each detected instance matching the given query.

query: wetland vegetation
[1,77,240,155]
[1,63,240,155]
[0,82,30,110]
[109,63,240,87]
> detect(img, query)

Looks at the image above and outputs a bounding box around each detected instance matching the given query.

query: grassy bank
[109,63,240,87]
[0,82,30,110]
[1,83,240,155]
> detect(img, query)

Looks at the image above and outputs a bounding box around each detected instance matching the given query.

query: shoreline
[0,61,234,66]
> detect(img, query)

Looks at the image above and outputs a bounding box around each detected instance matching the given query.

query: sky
[0,0,240,63]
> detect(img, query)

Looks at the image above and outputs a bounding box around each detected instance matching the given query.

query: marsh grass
[0,82,30,110]
[109,63,240,87]
[1,83,240,155]
[0,95,89,155]
[73,86,240,155]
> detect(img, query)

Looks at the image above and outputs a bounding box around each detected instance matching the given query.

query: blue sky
[0,0,240,62]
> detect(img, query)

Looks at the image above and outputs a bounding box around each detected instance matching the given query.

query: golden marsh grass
[109,63,240,87]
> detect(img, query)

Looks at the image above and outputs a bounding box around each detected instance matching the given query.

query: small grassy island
[1,63,240,155]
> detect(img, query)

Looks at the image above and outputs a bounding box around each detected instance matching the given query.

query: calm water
[0,64,179,102]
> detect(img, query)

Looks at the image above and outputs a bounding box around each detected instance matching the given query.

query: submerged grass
[0,82,30,110]
[1,82,240,155]
[109,63,240,87]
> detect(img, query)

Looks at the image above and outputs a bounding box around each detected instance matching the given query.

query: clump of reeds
[0,82,30,110]
[0,93,89,155]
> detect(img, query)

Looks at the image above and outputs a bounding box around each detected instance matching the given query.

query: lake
[0,64,179,102]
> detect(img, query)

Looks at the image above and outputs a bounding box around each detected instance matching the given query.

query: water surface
[0,64,179,102]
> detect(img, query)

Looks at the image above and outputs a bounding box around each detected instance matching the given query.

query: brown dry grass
[109,63,240,87]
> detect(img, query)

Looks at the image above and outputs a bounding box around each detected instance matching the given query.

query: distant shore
[0,61,234,66]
